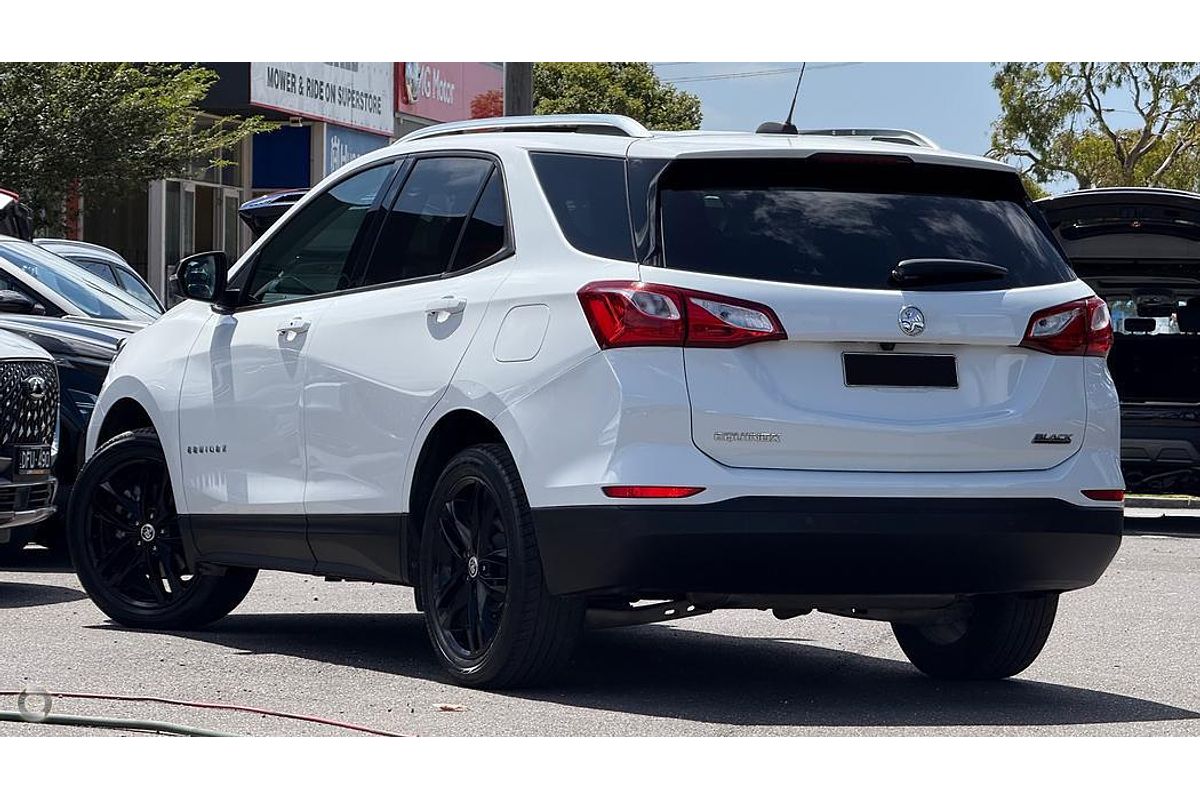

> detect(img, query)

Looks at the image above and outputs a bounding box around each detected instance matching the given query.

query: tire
[892,592,1059,680]
[0,527,33,564]
[67,428,257,630]
[418,444,585,688]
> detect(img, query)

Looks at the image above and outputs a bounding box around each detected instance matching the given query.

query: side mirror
[0,288,43,315]
[174,251,231,310]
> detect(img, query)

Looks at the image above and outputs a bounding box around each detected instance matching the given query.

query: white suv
[68,115,1124,687]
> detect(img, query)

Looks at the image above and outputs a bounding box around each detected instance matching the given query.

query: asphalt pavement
[1,516,1197,736]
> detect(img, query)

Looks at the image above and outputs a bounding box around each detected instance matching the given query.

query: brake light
[578,281,787,349]
[1020,296,1113,357]
[602,486,705,499]
[1081,489,1125,503]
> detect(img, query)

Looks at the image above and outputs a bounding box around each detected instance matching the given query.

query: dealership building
[80,62,513,299]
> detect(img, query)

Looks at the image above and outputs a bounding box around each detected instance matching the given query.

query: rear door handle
[425,296,467,316]
[277,317,311,336]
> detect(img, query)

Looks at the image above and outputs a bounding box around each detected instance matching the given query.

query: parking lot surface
[2,518,1197,736]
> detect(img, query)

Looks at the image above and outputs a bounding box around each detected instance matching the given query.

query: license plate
[16,446,52,475]
[843,352,959,388]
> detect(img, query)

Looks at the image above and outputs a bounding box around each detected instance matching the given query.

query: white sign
[250,62,394,136]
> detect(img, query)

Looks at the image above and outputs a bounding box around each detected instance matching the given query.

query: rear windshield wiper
[889,259,1009,287]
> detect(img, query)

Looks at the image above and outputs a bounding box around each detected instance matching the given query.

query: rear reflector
[1081,489,1125,502]
[602,486,705,499]
[578,281,786,349]
[1020,296,1113,357]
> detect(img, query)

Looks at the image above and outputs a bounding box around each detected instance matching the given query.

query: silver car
[35,238,165,313]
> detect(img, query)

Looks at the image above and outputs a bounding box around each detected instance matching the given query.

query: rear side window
[361,156,494,285]
[72,257,117,283]
[658,158,1075,291]
[531,153,634,261]
[452,169,508,270]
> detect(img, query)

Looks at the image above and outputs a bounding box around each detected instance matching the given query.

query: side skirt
[180,513,410,584]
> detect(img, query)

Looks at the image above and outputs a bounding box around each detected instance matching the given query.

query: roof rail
[797,128,939,149]
[401,114,652,143]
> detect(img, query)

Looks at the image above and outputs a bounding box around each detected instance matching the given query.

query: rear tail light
[578,281,787,349]
[1081,489,1125,503]
[602,486,705,499]
[1020,296,1113,357]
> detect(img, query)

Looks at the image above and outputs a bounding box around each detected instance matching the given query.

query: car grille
[0,360,59,448]
[0,481,55,513]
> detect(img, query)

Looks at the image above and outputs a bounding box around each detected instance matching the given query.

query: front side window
[114,267,162,310]
[359,157,495,286]
[242,163,393,306]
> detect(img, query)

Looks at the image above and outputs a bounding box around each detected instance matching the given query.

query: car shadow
[93,611,1199,730]
[0,546,75,574]
[1125,515,1200,538]
[0,580,87,609]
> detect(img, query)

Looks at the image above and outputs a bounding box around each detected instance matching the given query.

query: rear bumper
[532,497,1122,597]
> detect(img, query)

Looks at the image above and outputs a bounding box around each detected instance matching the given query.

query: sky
[653,62,1002,157]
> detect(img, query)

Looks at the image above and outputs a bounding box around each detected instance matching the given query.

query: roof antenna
[756,62,806,135]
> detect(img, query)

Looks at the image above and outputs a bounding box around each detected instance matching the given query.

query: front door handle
[277,317,311,336]
[425,296,467,316]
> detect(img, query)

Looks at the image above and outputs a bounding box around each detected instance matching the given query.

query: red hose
[0,689,406,736]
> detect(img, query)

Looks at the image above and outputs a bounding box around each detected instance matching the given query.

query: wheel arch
[86,377,186,515]
[95,397,156,448]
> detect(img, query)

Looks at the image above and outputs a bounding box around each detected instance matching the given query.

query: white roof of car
[35,238,130,266]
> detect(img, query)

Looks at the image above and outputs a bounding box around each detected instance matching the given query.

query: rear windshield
[658,158,1075,291]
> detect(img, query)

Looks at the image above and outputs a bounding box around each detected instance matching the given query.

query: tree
[533,62,702,130]
[0,62,274,234]
[990,62,1200,193]
[470,88,504,120]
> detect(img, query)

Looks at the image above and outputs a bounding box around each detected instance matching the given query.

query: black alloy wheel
[68,429,256,629]
[82,452,190,608]
[428,476,510,659]
[419,444,584,688]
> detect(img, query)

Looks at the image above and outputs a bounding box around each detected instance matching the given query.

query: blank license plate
[843,353,958,388]
[16,446,52,475]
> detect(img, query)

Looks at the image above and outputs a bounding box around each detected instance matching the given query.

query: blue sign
[324,124,390,176]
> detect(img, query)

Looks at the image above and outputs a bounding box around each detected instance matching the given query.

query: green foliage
[990,62,1200,194]
[0,62,275,233]
[533,63,702,130]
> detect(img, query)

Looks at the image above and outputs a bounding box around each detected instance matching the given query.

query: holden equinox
[67,115,1124,687]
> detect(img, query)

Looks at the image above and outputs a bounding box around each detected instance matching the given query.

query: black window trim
[348,149,515,293]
